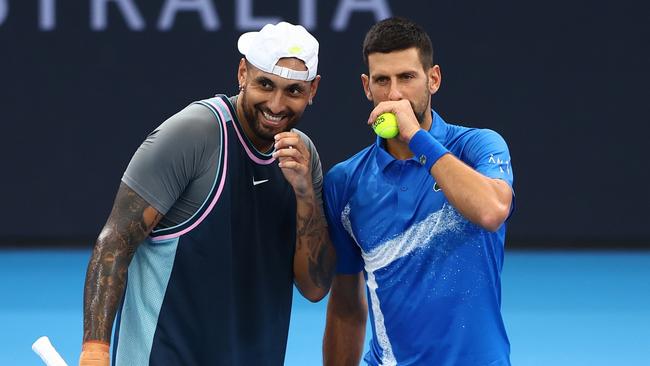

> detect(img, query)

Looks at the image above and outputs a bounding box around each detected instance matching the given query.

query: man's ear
[428,65,442,95]
[309,75,321,102]
[361,74,372,101]
[237,58,248,89]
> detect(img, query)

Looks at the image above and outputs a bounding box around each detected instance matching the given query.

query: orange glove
[79,341,110,366]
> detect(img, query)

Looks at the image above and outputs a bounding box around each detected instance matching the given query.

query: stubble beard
[372,95,429,125]
[240,91,300,145]
[409,83,431,125]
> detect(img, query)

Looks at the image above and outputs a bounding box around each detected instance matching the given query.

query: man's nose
[266,91,286,114]
[387,81,402,101]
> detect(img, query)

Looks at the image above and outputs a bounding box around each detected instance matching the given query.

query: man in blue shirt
[323,17,514,366]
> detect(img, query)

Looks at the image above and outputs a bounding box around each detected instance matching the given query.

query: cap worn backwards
[237,22,319,81]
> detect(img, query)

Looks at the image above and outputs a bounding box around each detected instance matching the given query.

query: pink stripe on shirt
[150,99,230,241]
[229,107,276,165]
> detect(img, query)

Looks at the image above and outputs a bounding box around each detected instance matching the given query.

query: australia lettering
[0,0,392,32]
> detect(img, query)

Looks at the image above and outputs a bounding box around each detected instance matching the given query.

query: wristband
[82,341,109,352]
[408,129,449,171]
[80,341,110,366]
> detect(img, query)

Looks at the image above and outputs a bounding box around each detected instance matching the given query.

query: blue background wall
[1,0,648,245]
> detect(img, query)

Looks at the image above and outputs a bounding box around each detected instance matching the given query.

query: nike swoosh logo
[253,179,269,186]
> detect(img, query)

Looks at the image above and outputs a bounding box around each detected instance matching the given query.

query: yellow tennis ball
[372,112,399,139]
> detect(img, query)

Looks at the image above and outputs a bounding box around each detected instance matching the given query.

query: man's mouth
[261,110,286,125]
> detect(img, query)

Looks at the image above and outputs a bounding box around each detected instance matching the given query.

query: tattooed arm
[83,182,163,344]
[293,187,337,302]
[273,132,336,302]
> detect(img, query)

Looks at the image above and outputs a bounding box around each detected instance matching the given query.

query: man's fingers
[274,132,308,152]
[277,160,307,171]
[274,131,299,140]
[367,101,398,124]
[275,137,303,150]
[367,100,412,125]
[272,146,303,160]
[273,132,311,174]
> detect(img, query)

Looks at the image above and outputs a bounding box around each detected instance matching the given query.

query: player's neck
[385,138,413,160]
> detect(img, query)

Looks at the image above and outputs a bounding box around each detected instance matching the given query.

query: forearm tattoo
[296,200,335,289]
[83,183,162,343]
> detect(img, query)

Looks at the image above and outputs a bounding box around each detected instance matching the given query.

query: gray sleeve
[294,129,324,207]
[121,103,221,215]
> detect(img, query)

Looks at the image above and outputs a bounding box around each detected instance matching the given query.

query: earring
[308,99,313,105]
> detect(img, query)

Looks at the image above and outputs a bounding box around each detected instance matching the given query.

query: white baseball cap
[237,22,319,81]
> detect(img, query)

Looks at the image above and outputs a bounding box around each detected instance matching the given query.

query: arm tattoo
[83,182,162,343]
[296,200,335,289]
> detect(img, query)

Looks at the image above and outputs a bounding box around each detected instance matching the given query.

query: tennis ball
[372,112,399,139]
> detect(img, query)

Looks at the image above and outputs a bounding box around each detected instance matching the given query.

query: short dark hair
[362,17,434,70]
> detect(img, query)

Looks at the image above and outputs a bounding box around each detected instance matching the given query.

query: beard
[240,91,300,144]
[411,82,431,125]
[412,101,427,125]
[373,96,429,125]
[371,81,430,125]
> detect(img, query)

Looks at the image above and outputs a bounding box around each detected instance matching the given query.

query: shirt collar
[375,109,448,172]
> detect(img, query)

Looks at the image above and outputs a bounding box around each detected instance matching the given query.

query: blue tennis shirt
[323,110,514,366]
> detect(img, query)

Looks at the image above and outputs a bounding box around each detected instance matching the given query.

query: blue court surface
[1,249,648,365]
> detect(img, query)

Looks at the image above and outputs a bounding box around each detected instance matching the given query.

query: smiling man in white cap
[79,22,335,366]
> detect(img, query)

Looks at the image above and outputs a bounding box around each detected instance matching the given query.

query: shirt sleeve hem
[121,174,170,215]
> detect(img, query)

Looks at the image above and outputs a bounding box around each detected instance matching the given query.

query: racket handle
[32,336,68,366]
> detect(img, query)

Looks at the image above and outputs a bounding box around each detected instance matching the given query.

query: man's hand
[273,132,312,197]
[367,99,422,143]
[79,341,110,366]
[273,131,335,301]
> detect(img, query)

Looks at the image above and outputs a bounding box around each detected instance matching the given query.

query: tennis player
[80,22,335,366]
[323,17,515,365]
